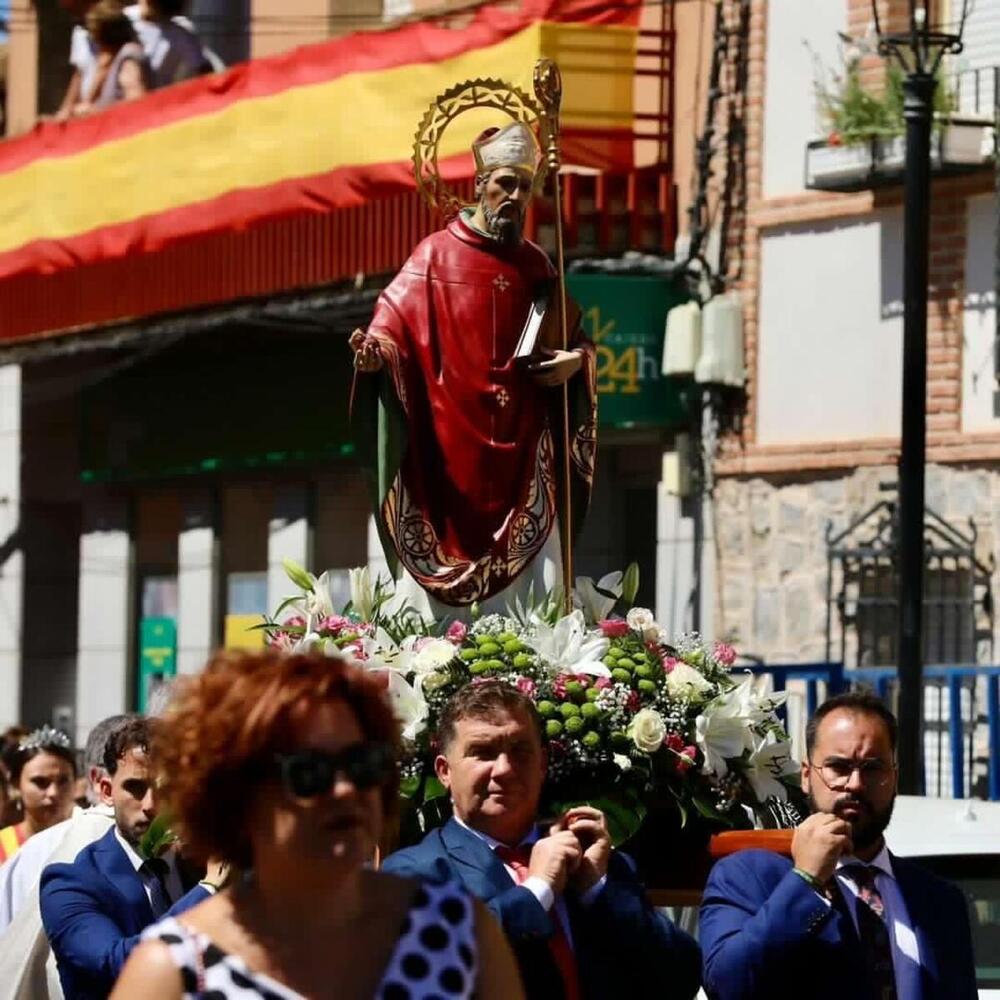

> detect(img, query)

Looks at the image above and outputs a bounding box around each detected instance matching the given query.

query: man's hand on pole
[350,328,384,372]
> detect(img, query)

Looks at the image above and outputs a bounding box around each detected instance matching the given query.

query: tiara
[18,725,72,752]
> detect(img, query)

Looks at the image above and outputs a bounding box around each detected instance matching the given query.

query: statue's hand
[350,328,383,373]
[527,348,582,387]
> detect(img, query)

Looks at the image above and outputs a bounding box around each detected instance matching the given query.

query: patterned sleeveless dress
[142,879,478,999]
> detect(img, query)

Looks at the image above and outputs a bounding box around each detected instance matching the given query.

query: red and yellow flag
[0,0,639,288]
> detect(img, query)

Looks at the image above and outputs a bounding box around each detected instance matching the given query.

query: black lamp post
[870,0,969,795]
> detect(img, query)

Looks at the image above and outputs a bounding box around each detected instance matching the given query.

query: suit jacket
[382,817,701,1000]
[699,848,978,1000]
[39,827,209,1000]
[0,808,115,1000]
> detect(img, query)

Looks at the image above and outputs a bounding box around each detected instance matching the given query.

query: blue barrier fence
[742,662,1000,802]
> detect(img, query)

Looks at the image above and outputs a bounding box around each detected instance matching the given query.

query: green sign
[566,273,691,430]
[138,617,177,712]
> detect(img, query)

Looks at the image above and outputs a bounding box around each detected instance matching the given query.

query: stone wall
[713,463,999,664]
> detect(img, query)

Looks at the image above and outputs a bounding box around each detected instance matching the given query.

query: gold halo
[412,77,544,217]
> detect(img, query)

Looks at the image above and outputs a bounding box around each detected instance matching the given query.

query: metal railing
[743,662,1000,802]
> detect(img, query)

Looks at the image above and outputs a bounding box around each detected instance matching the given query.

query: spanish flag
[0,0,643,339]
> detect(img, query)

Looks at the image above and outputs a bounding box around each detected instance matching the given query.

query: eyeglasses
[809,756,896,791]
[273,743,395,800]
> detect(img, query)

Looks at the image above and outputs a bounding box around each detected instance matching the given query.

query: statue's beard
[482,200,523,245]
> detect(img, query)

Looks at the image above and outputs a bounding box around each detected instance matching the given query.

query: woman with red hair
[112,650,522,999]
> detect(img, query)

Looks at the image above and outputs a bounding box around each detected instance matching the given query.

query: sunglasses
[273,743,395,799]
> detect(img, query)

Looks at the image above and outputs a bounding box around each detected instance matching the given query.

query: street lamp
[870,0,970,795]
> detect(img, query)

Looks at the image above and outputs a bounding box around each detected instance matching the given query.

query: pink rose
[284,616,306,629]
[662,656,679,674]
[446,621,468,644]
[318,615,350,633]
[594,676,613,691]
[516,677,536,698]
[714,642,737,667]
[625,691,641,713]
[552,674,571,699]
[599,619,630,638]
[664,732,685,753]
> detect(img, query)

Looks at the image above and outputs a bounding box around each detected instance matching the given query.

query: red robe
[355,214,596,607]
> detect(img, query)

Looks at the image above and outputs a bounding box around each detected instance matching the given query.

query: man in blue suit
[382,681,701,1000]
[40,717,225,999]
[699,691,977,1000]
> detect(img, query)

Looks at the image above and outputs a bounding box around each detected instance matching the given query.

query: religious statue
[350,68,596,610]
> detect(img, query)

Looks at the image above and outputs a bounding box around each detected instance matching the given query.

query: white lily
[573,571,623,624]
[355,629,413,673]
[745,732,798,802]
[349,566,376,622]
[531,610,610,677]
[383,670,428,741]
[694,677,759,777]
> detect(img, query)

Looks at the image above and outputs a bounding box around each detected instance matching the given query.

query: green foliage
[138,813,178,860]
[812,41,956,145]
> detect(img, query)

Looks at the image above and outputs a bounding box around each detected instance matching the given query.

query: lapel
[892,854,940,986]
[92,827,155,928]
[440,818,516,900]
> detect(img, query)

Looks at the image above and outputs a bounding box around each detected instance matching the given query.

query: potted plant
[805,35,989,189]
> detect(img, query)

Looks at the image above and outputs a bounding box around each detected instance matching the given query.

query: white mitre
[472,122,540,176]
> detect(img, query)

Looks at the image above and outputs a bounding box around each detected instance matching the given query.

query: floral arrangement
[266,561,802,845]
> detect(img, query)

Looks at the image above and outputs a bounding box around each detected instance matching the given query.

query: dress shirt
[833,844,923,998]
[452,815,607,951]
[113,828,184,908]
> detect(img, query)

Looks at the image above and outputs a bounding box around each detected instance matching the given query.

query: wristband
[792,867,827,894]
[198,880,222,893]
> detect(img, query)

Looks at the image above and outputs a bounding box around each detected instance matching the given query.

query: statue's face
[478,167,534,245]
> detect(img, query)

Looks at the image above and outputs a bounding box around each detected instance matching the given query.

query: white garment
[0,806,91,932]
[123,5,205,88]
[0,808,116,1000]
[69,25,98,105]
[112,827,184,909]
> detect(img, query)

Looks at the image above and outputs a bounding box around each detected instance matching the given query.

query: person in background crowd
[54,0,97,121]
[0,725,28,825]
[0,727,76,864]
[383,681,702,1000]
[0,715,133,999]
[124,0,206,88]
[112,650,522,1000]
[0,714,133,930]
[40,717,221,999]
[72,0,150,116]
[699,691,977,1000]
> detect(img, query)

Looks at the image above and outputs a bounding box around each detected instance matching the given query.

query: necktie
[495,843,581,1000]
[845,864,897,1000]
[140,857,173,918]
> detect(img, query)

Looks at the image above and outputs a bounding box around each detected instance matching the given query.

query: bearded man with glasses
[699,691,977,1000]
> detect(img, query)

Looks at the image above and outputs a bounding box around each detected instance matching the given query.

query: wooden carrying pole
[534,58,574,615]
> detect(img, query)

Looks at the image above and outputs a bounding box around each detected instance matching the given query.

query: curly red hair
[154,650,400,868]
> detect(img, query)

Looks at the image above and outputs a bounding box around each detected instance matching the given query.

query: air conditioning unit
[662,300,702,377]
[695,293,744,386]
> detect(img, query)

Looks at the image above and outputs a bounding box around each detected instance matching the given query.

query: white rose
[411,638,458,675]
[613,752,632,772]
[665,661,714,701]
[629,708,667,754]
[626,607,661,642]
